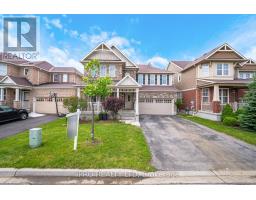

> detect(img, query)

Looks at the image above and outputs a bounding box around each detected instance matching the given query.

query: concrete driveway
[0,115,58,139]
[140,115,256,171]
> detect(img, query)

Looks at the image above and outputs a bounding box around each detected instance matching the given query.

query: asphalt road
[140,115,256,171]
[0,115,58,139]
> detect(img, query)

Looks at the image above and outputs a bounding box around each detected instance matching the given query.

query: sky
[1,14,256,72]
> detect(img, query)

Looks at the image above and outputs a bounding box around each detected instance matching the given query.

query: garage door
[139,98,175,115]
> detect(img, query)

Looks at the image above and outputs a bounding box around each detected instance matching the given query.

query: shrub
[63,96,87,113]
[175,98,183,112]
[221,104,235,121]
[223,117,238,127]
[102,97,124,120]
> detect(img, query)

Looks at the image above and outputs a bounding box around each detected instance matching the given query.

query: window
[0,63,7,76]
[109,65,116,77]
[138,74,144,85]
[149,74,155,85]
[0,88,6,100]
[178,73,181,82]
[100,65,107,77]
[239,72,254,79]
[53,74,61,82]
[202,88,209,103]
[201,64,209,77]
[217,63,229,76]
[162,74,167,85]
[24,68,29,76]
[219,88,229,104]
[63,74,68,82]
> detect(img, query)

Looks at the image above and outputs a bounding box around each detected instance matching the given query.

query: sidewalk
[1,168,256,184]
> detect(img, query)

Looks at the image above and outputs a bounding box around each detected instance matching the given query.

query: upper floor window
[100,65,107,77]
[178,73,181,82]
[0,63,7,76]
[161,74,167,85]
[53,74,61,82]
[201,64,209,77]
[63,74,68,82]
[239,72,254,79]
[202,88,209,103]
[24,68,29,76]
[149,74,156,85]
[138,74,144,85]
[217,63,229,76]
[109,65,116,77]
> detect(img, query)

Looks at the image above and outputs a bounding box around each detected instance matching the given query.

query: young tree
[83,59,112,142]
[239,76,256,131]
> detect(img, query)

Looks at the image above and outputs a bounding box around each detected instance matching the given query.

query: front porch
[0,87,31,110]
[197,84,248,121]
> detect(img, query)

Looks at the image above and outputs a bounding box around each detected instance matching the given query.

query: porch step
[119,110,136,120]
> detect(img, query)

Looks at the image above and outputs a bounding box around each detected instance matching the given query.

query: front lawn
[0,118,154,172]
[180,114,256,145]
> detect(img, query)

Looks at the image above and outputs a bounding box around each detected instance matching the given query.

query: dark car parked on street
[0,105,28,123]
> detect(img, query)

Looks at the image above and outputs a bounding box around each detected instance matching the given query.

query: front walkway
[140,115,256,171]
[0,115,58,139]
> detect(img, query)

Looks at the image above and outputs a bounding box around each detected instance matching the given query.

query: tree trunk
[91,102,95,142]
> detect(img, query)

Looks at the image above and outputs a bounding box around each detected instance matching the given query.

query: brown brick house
[167,43,256,121]
[0,53,83,114]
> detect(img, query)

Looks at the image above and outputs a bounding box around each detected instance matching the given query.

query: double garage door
[139,98,175,115]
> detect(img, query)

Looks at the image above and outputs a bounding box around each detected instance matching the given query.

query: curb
[1,168,256,178]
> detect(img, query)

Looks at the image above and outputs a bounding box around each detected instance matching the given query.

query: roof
[34,83,77,88]
[0,52,29,65]
[140,85,178,92]
[171,61,193,69]
[50,67,83,76]
[0,76,32,87]
[197,78,251,87]
[138,64,172,73]
[27,61,55,71]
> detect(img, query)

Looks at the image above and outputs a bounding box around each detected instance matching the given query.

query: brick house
[0,53,83,114]
[167,43,256,121]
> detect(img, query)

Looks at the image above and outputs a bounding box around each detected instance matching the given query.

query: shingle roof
[138,64,172,73]
[35,83,77,88]
[140,85,178,92]
[9,76,33,86]
[27,61,55,71]
[171,61,193,69]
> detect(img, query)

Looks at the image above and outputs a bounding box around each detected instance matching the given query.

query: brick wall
[181,89,197,110]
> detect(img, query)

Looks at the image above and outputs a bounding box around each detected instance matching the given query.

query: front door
[125,93,133,110]
[21,91,30,110]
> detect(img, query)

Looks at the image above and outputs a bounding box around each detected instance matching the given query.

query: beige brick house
[167,43,256,121]
[0,53,83,114]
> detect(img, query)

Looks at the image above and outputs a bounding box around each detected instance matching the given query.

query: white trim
[181,88,197,92]
[0,76,17,85]
[115,75,141,87]
[219,88,229,105]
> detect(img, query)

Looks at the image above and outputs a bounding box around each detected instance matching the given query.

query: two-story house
[0,53,83,114]
[79,43,177,119]
[168,43,256,121]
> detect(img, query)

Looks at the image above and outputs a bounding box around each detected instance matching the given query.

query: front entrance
[124,93,134,110]
[21,91,30,110]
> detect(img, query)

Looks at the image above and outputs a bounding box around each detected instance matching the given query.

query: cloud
[146,56,169,68]
[43,17,63,29]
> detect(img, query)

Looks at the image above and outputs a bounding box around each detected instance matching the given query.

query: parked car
[0,105,28,123]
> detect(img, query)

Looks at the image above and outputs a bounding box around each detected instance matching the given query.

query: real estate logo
[3,16,40,60]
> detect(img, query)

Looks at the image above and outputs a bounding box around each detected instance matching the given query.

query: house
[0,52,83,114]
[167,43,256,121]
[79,42,177,119]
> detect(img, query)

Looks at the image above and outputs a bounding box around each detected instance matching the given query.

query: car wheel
[20,113,28,120]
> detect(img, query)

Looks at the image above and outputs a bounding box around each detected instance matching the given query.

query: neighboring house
[167,43,256,121]
[0,53,83,114]
[80,42,177,119]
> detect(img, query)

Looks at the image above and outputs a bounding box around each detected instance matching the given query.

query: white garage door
[139,98,175,115]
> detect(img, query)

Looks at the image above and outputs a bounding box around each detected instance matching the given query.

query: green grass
[180,114,256,145]
[0,119,154,172]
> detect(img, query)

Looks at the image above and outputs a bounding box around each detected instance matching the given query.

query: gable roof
[138,64,172,73]
[50,67,83,76]
[80,42,123,62]
[115,74,141,87]
[182,43,247,71]
[0,76,32,87]
[170,61,193,69]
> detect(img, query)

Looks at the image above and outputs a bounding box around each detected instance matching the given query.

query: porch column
[212,84,221,113]
[15,88,20,101]
[117,88,119,98]
[0,87,4,101]
[77,87,81,98]
[135,88,139,117]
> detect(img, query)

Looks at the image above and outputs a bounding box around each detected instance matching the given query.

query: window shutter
[160,75,162,85]
[167,75,169,85]
[155,75,157,85]
[148,74,150,85]
[136,74,138,82]
[143,74,145,84]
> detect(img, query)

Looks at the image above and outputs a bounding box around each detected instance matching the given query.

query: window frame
[53,74,61,82]
[202,88,210,104]
[161,74,167,85]
[217,63,229,76]
[178,73,181,82]
[201,64,210,77]
[138,74,144,85]
[219,88,229,105]
[63,74,68,82]
[0,63,7,76]
[100,65,107,77]
[109,64,116,77]
[0,88,7,101]
[149,74,156,85]
[24,68,29,76]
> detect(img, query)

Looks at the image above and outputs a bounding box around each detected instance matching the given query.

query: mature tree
[83,59,112,142]
[239,76,256,131]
